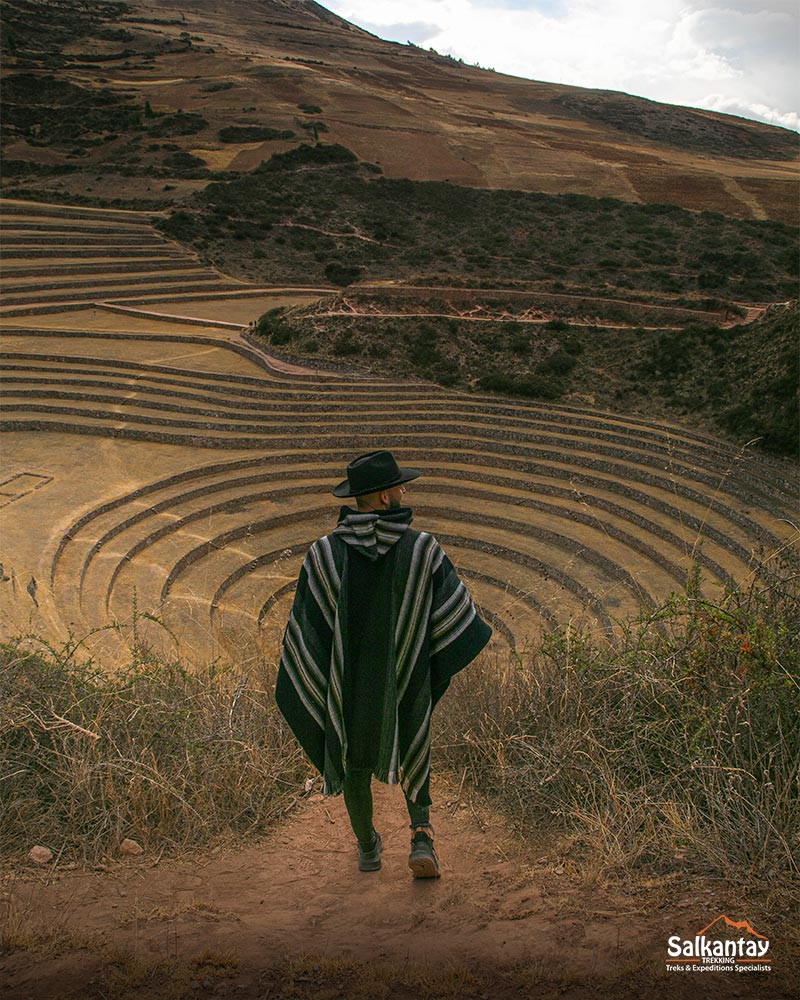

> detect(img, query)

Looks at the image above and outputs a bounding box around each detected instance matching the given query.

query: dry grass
[0,612,307,863]
[434,562,800,886]
[0,888,102,955]
[94,949,236,1000]
[267,951,492,1000]
[2,565,797,896]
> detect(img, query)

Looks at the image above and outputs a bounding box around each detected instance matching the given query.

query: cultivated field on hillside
[2,0,797,222]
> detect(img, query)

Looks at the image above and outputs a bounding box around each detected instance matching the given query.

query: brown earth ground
[2,774,797,1000]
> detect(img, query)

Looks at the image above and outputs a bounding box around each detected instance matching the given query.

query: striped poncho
[276,507,492,803]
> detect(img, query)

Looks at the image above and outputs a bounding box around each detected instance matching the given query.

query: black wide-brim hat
[332,450,420,498]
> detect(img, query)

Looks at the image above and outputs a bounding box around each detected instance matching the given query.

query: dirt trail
[1,776,791,999]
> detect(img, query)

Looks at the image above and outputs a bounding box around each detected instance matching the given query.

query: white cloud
[702,95,800,132]
[353,19,443,44]
[325,0,799,130]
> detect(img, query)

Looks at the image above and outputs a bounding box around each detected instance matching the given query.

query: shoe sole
[409,856,440,879]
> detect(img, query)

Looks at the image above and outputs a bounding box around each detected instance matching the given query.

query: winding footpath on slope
[1,201,797,999]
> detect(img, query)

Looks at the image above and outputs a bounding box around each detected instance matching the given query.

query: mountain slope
[1,0,797,221]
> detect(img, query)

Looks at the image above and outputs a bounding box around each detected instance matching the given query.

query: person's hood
[332,506,413,561]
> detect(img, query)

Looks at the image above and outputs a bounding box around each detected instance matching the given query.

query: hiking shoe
[408,826,440,879]
[357,830,382,872]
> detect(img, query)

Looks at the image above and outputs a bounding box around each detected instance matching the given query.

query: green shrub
[407,325,441,367]
[260,143,357,172]
[163,150,206,170]
[332,330,360,355]
[157,210,203,240]
[478,372,563,400]
[697,269,727,289]
[430,359,461,386]
[720,351,799,455]
[299,120,328,135]
[270,327,292,345]
[539,350,577,377]
[508,330,531,355]
[201,81,236,92]
[254,308,293,345]
[325,262,362,286]
[562,335,584,355]
[219,125,295,143]
[146,111,207,137]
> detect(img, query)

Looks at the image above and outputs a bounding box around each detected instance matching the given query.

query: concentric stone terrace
[0,198,278,320]
[1,203,796,664]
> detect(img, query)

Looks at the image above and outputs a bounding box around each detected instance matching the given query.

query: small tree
[325,262,362,286]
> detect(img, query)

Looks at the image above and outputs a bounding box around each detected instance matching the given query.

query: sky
[323,0,799,131]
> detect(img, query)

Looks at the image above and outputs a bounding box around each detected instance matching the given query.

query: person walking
[276,450,492,878]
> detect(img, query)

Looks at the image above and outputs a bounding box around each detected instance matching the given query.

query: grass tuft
[434,565,800,883]
[0,634,307,862]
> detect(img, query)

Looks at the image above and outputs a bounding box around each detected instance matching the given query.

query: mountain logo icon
[697,915,768,940]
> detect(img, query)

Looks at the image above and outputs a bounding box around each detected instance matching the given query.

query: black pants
[343,768,431,844]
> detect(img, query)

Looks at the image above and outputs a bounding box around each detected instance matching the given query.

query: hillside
[159,145,797,299]
[1,0,798,222]
[253,294,800,458]
[150,143,797,457]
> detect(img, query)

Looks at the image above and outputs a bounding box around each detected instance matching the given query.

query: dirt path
[1,776,792,999]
